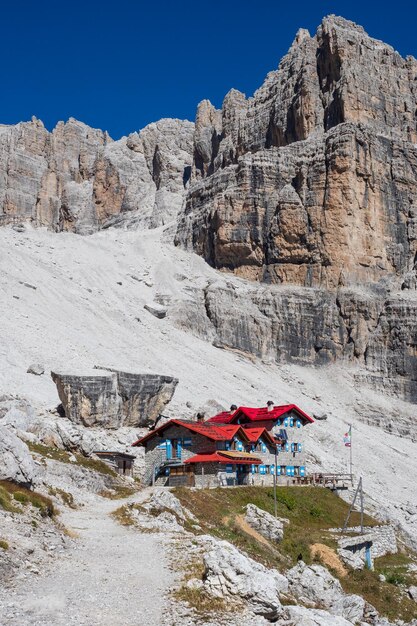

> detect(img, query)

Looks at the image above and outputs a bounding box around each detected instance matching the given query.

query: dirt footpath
[0,491,174,626]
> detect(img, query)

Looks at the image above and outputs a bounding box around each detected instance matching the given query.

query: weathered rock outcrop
[286,561,373,624]
[245,503,289,542]
[0,117,194,233]
[50,369,178,428]
[0,425,37,486]
[202,537,288,619]
[177,16,417,290]
[172,280,417,405]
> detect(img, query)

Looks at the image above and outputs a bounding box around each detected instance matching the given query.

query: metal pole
[342,477,361,532]
[274,445,278,518]
[350,424,353,485]
[359,477,364,534]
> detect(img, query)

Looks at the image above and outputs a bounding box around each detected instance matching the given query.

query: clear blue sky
[2,0,416,138]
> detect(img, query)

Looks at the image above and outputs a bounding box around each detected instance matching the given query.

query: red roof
[132,419,250,447]
[184,452,261,465]
[243,427,277,445]
[208,411,235,424]
[207,404,314,425]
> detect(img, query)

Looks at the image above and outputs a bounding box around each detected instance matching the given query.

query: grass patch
[173,585,229,616]
[27,442,118,477]
[112,505,135,526]
[341,564,417,622]
[99,485,139,500]
[48,487,77,509]
[174,486,417,622]
[0,480,56,518]
[175,486,375,567]
[13,491,30,505]
[0,540,9,550]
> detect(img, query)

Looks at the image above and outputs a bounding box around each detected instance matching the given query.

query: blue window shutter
[284,418,289,427]
[277,466,281,475]
[262,443,266,453]
[225,441,230,450]
[177,440,182,460]
[299,443,302,452]
[296,420,301,428]
[291,443,294,452]
[270,465,275,474]
[276,419,281,426]
[285,443,289,452]
[290,418,294,427]
[300,466,305,477]
[166,440,172,460]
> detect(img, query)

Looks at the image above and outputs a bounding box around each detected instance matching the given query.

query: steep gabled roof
[132,419,250,447]
[242,427,277,446]
[207,404,314,425]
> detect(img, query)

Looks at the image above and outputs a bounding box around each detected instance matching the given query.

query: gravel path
[0,490,174,626]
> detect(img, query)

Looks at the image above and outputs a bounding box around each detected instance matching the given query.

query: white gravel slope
[0,224,416,546]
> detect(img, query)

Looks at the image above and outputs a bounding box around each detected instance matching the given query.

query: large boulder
[0,425,37,487]
[51,369,178,428]
[201,537,288,620]
[287,561,367,624]
[141,490,194,522]
[245,503,289,542]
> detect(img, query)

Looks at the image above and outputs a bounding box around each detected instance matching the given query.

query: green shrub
[385,572,407,586]
[13,491,29,505]
[309,506,323,518]
[0,540,9,550]
[276,491,297,511]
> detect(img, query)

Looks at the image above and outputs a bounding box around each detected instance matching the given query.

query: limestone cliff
[177,16,417,290]
[0,117,194,233]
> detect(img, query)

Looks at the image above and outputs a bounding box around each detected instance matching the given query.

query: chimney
[267,400,274,412]
[196,412,205,422]
[230,404,237,413]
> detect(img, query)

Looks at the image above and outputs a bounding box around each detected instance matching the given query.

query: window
[280,465,286,475]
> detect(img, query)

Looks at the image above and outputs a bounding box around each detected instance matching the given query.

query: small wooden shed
[93,451,136,477]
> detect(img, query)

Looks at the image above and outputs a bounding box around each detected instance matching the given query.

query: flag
[343,426,352,447]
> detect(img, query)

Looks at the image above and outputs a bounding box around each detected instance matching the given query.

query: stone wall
[332,525,398,567]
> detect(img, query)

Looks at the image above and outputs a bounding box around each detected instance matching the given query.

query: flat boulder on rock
[287,561,367,624]
[245,503,289,542]
[201,536,288,620]
[51,368,178,428]
[0,425,37,487]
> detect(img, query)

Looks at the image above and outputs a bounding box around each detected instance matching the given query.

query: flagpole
[350,424,353,485]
